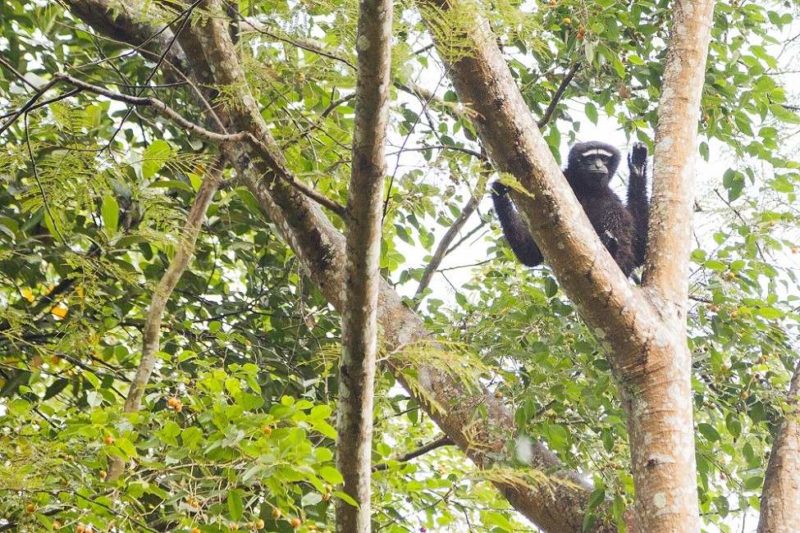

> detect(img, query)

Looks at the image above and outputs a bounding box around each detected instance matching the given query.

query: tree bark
[335,0,393,530]
[758,361,800,533]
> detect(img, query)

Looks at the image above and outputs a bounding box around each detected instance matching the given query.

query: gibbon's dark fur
[491,141,650,277]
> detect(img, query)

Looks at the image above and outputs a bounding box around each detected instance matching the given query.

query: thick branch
[417,0,658,364]
[758,360,800,532]
[335,0,393,530]
[643,0,715,310]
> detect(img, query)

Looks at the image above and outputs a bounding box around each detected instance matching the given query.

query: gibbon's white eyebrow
[582,149,614,158]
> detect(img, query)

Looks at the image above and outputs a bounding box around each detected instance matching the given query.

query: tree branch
[6,72,348,219]
[414,191,481,302]
[536,63,580,129]
[372,435,454,471]
[54,74,249,143]
[107,162,223,480]
[643,0,715,309]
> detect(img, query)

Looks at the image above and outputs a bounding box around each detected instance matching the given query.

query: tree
[1,0,798,531]
[336,0,393,530]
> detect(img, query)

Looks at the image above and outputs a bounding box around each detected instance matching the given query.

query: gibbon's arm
[491,182,544,267]
[627,142,650,267]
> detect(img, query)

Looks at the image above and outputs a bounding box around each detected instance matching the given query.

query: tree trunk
[335,0,393,530]
[758,361,800,532]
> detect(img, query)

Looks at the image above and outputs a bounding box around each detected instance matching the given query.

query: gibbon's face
[568,142,620,191]
[580,148,615,186]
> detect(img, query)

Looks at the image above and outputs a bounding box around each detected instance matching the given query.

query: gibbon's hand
[628,142,648,176]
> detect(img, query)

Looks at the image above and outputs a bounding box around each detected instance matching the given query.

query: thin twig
[446,218,488,255]
[414,193,481,302]
[103,0,203,150]
[280,93,356,149]
[0,79,58,135]
[0,88,81,120]
[54,74,249,143]
[240,18,356,69]
[388,144,483,160]
[24,112,66,243]
[537,63,580,129]
[372,435,454,472]
[0,56,39,91]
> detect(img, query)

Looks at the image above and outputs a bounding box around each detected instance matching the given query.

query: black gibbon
[491,141,650,277]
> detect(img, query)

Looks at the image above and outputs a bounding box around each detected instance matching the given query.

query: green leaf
[101,195,120,236]
[544,423,570,451]
[544,276,558,298]
[318,466,344,485]
[770,104,800,124]
[482,510,513,531]
[182,427,203,449]
[334,491,359,508]
[585,102,598,124]
[743,476,763,491]
[116,437,138,458]
[142,140,172,179]
[227,489,244,521]
[725,414,741,440]
[301,492,322,506]
[698,423,720,442]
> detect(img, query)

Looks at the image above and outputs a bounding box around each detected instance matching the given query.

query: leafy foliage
[0,0,799,531]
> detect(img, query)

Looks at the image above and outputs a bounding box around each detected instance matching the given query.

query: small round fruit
[167,397,183,411]
[271,508,282,520]
[255,518,265,529]
[262,426,273,436]
[290,517,302,529]
[25,503,35,513]
[191,528,201,533]
[103,435,114,445]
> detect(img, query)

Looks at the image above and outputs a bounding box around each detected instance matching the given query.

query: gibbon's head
[567,141,621,191]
